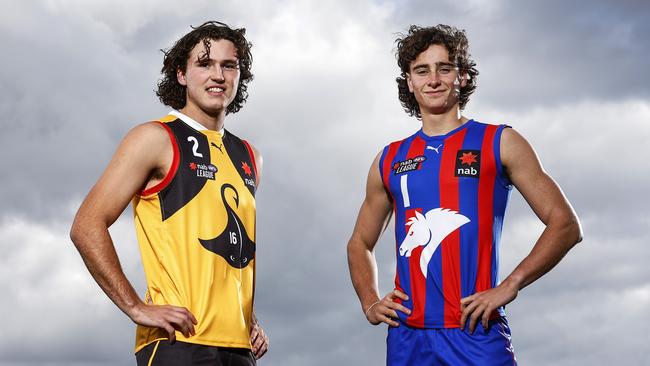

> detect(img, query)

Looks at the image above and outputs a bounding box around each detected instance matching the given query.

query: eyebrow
[194,57,239,65]
[411,61,456,70]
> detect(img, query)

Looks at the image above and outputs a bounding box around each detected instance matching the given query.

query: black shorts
[135,340,256,366]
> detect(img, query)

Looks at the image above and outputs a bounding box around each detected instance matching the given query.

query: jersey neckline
[169,110,225,136]
[416,119,475,140]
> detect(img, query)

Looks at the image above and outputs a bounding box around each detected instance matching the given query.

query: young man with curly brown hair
[347,24,582,365]
[71,21,268,365]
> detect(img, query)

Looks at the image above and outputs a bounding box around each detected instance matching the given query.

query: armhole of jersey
[242,139,259,178]
[494,124,513,188]
[378,145,390,189]
[140,122,180,197]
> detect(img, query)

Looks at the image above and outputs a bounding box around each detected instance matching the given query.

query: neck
[420,106,468,136]
[179,103,226,131]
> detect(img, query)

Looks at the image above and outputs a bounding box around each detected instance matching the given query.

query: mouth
[206,86,225,95]
[424,89,446,96]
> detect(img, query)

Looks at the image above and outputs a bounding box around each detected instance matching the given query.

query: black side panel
[222,130,257,197]
[159,120,211,221]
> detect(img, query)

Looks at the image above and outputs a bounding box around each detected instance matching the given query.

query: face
[177,38,240,116]
[406,44,466,115]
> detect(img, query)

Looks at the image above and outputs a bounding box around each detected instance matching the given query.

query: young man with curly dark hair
[347,24,582,365]
[71,21,268,365]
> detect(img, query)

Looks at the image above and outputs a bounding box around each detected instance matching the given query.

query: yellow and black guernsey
[132,111,258,352]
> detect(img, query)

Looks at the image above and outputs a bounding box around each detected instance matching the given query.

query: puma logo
[211,142,224,154]
[426,144,443,154]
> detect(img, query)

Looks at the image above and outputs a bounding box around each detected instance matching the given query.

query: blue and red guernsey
[379,120,512,329]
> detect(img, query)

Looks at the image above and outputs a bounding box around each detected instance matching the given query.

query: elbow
[572,220,583,245]
[549,210,583,248]
[69,219,84,249]
[347,236,372,262]
[564,214,583,247]
[346,239,357,262]
[70,214,97,250]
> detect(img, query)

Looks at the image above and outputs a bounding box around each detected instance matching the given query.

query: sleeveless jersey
[379,120,512,329]
[132,112,258,352]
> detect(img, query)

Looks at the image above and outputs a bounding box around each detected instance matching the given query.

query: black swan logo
[199,183,255,268]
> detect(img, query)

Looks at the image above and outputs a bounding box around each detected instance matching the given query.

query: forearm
[347,239,381,313]
[71,222,142,318]
[503,216,582,291]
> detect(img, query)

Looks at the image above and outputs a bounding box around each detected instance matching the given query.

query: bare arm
[70,122,196,342]
[460,127,583,332]
[347,152,411,327]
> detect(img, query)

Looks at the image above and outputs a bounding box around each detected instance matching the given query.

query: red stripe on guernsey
[405,208,425,326]
[404,136,426,327]
[409,135,426,171]
[439,128,467,327]
[382,141,402,189]
[141,122,180,196]
[382,141,404,301]
[476,125,498,293]
[242,140,258,178]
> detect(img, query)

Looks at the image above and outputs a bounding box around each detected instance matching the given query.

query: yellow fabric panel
[132,117,256,352]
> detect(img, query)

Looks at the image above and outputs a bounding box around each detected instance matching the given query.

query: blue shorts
[387,317,517,366]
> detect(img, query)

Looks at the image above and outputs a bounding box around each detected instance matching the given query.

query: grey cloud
[1,0,649,365]
[389,0,650,109]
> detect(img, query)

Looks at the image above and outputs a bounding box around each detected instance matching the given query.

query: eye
[223,63,239,71]
[415,69,429,76]
[438,66,452,74]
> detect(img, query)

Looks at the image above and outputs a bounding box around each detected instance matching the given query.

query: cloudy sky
[1,0,649,365]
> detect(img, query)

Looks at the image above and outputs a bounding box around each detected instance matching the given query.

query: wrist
[124,300,146,320]
[364,300,380,318]
[503,274,524,291]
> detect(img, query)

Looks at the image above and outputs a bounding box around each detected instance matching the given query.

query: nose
[427,72,441,87]
[211,65,225,82]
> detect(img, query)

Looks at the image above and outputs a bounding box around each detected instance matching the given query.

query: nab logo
[455,150,480,178]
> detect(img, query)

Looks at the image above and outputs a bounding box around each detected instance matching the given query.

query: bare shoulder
[371,150,382,167]
[124,121,170,148]
[500,127,543,175]
[117,121,171,163]
[366,149,387,196]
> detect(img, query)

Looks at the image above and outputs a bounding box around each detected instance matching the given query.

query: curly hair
[156,21,253,115]
[395,24,478,117]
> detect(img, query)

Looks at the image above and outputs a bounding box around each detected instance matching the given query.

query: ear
[415,210,425,221]
[177,67,187,86]
[406,73,414,93]
[459,72,468,88]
